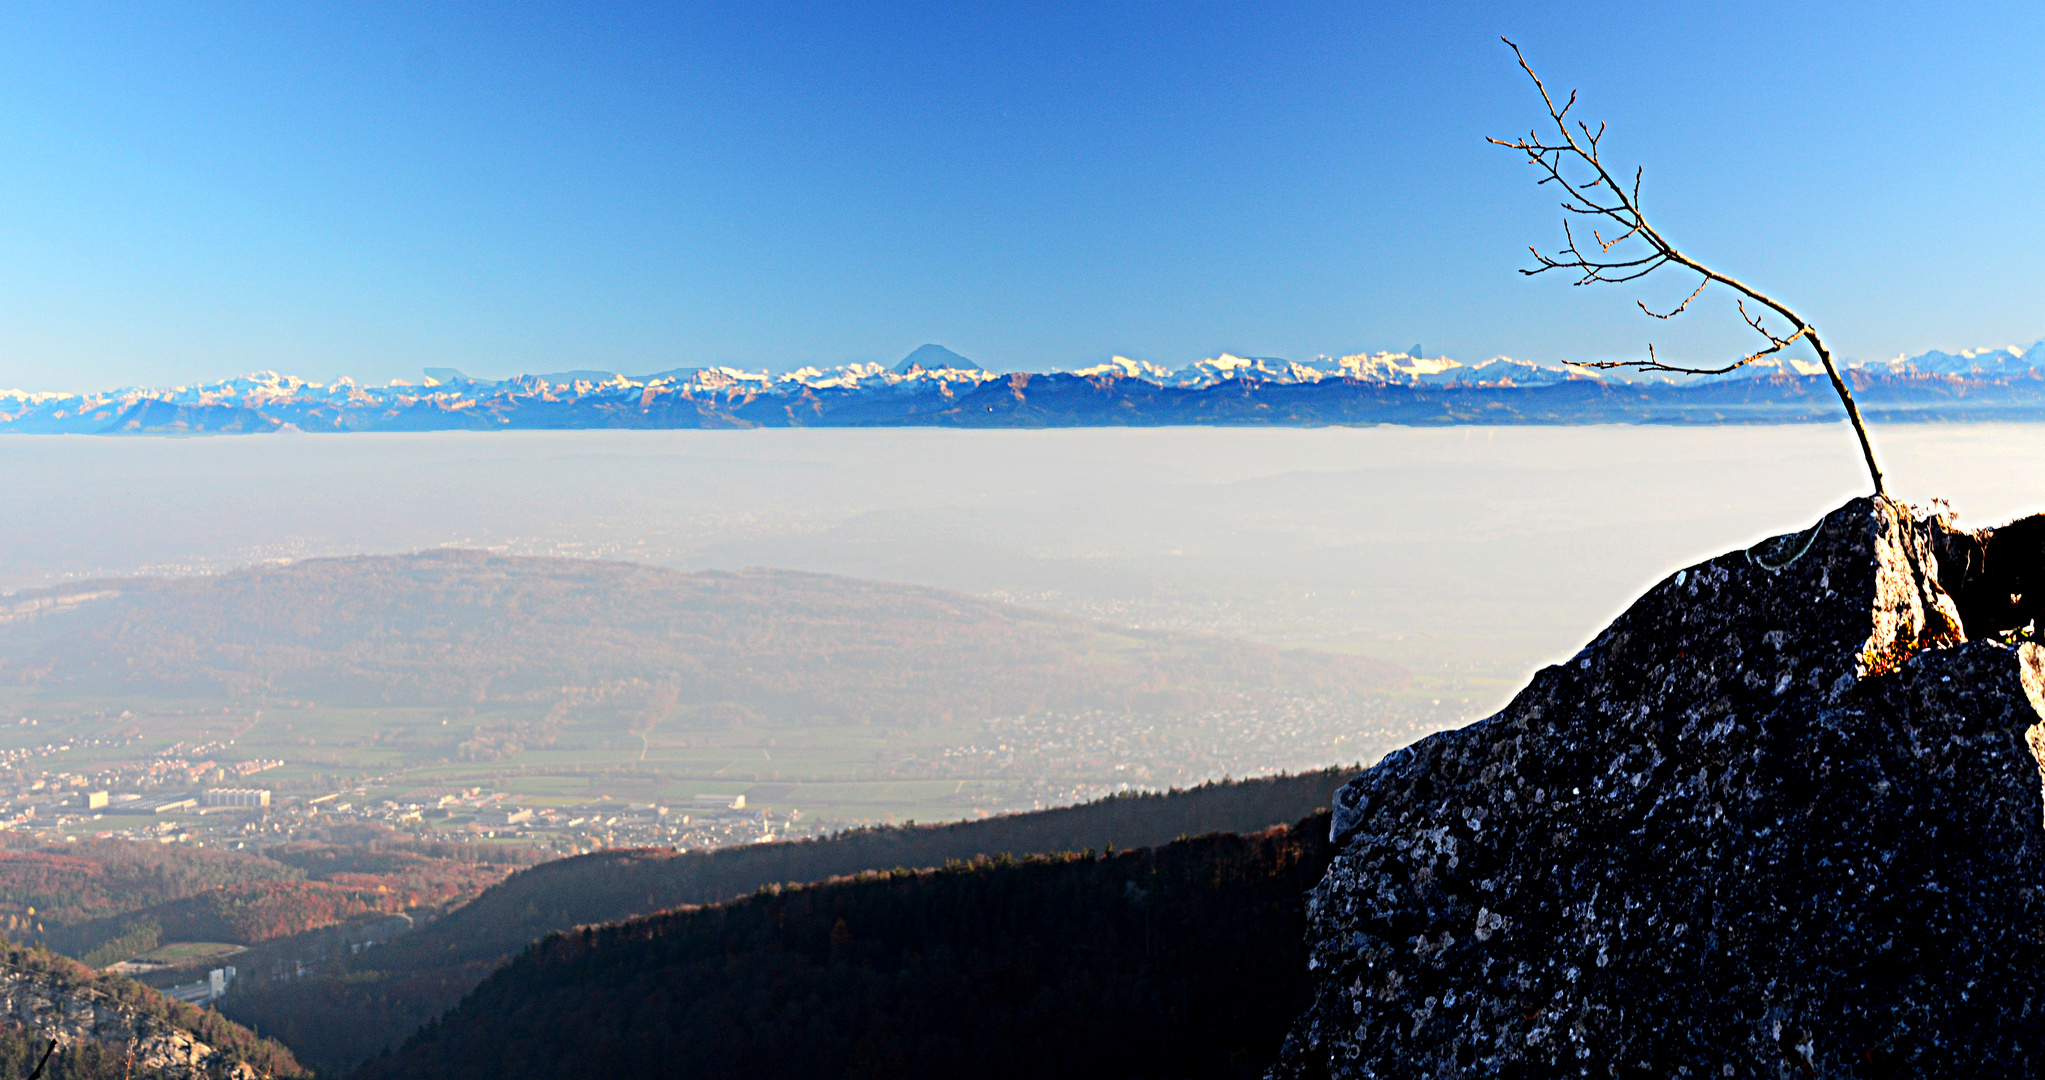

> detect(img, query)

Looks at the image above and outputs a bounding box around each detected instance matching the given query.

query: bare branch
[1488,38,1886,496]
[1579,326,1812,377]
[1737,298,1784,342]
[1639,276,1709,319]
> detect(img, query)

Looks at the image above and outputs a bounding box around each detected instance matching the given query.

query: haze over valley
[9,421,2042,681]
[0,553,1408,832]
[3,422,2040,837]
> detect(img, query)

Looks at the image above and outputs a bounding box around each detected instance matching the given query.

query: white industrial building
[202,789,271,808]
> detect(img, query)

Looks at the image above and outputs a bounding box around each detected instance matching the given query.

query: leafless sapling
[1488,39,1886,496]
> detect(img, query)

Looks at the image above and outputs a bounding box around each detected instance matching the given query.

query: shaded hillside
[0,835,532,969]
[0,839,301,929]
[47,872,496,968]
[357,811,1334,1080]
[221,768,1355,1072]
[0,555,1405,721]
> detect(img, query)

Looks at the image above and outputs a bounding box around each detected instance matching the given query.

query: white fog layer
[4,423,2037,717]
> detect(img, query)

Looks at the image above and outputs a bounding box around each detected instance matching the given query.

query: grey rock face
[1276,497,2045,1078]
[0,967,256,1080]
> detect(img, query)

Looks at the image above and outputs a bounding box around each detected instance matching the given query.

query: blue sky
[4,1,2044,389]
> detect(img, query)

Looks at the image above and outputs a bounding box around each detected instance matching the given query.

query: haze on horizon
[9,423,2043,719]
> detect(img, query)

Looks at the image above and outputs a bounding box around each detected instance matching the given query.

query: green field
[136,941,244,964]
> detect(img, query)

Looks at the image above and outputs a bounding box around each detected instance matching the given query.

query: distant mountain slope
[0,555,1404,719]
[0,833,532,970]
[0,837,302,929]
[892,342,979,374]
[353,811,1334,1080]
[45,871,502,968]
[220,768,1355,1073]
[8,344,2045,433]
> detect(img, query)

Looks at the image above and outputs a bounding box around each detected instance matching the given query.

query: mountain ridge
[11,343,2045,433]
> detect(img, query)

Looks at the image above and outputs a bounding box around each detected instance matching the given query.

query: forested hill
[357,811,1336,1080]
[0,553,1404,717]
[323,768,1351,968]
[219,768,1356,1073]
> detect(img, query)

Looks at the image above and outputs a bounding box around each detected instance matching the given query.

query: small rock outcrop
[1276,497,2045,1078]
[0,966,258,1079]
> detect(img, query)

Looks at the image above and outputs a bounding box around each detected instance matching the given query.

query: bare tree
[1488,39,1885,496]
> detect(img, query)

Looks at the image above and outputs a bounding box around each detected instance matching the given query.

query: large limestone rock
[1275,497,2045,1078]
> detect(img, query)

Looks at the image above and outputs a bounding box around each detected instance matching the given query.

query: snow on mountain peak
[0,389,75,405]
[1852,341,2045,377]
[1721,356,1828,378]
[10,336,2045,435]
[1162,353,1303,386]
[1071,356,1175,379]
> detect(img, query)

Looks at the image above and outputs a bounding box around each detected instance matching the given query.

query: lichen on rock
[1276,496,2045,1078]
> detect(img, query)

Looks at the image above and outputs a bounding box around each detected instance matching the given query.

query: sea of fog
[5,423,2041,717]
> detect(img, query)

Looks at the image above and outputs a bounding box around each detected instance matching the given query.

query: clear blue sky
[4,1,2044,389]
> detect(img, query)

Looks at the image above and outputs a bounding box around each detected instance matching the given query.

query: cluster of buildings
[0,744,284,823]
[270,784,812,852]
[0,782,284,845]
[0,766,825,854]
[387,790,813,851]
[882,699,1454,814]
[0,745,290,843]
[22,774,822,854]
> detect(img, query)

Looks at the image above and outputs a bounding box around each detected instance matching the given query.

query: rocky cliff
[0,948,294,1080]
[0,963,261,1079]
[1276,496,2045,1077]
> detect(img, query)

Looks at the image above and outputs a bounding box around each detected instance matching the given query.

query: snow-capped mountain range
[4,342,2044,434]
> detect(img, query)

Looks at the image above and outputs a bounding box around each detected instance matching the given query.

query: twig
[1487,38,1885,495]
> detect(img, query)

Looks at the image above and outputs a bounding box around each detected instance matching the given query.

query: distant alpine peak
[1853,341,2045,378]
[893,343,981,375]
[1334,352,1582,388]
[1163,353,1310,387]
[0,388,76,405]
[1135,351,1583,389]
[1745,356,1829,376]
[1070,356,1176,380]
[1338,351,1464,382]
